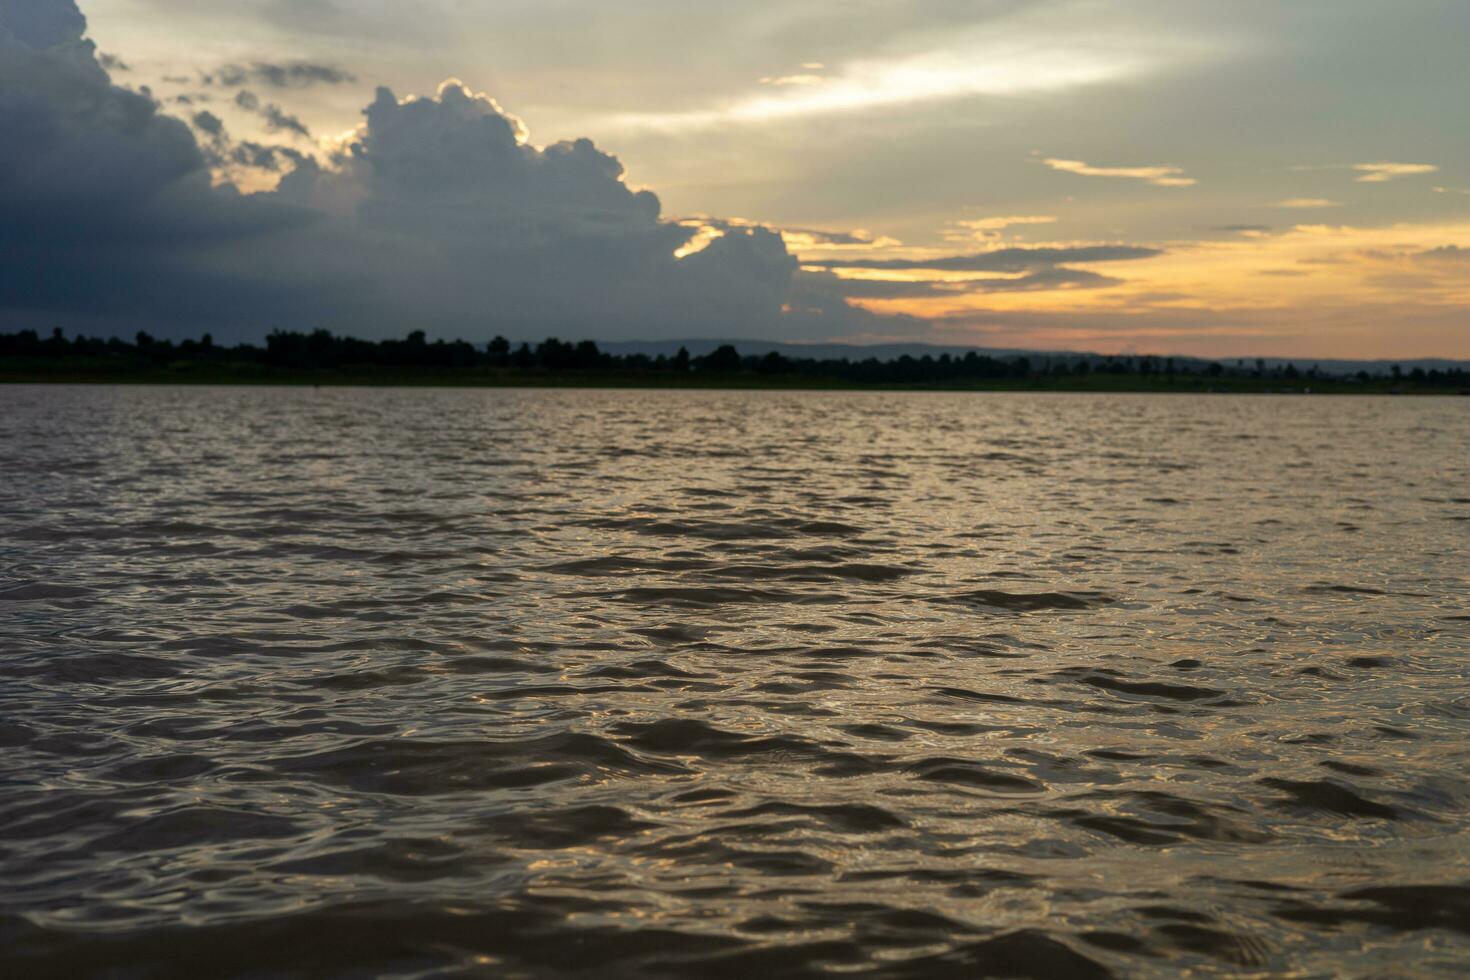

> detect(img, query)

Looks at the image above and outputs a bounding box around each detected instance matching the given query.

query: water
[1,385,1467,978]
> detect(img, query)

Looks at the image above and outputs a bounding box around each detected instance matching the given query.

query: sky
[3,0,1469,357]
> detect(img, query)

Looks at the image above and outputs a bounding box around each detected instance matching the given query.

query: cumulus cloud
[0,0,86,48]
[0,2,807,341]
[1041,157,1196,187]
[0,2,299,245]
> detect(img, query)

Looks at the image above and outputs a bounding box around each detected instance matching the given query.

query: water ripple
[1,386,1467,978]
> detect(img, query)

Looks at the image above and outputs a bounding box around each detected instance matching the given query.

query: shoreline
[0,368,1464,395]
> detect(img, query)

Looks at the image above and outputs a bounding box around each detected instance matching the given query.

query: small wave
[1260,778,1405,820]
[1303,584,1387,596]
[0,582,93,601]
[93,806,301,854]
[1079,674,1228,703]
[107,755,217,783]
[277,733,685,795]
[1155,923,1271,967]
[270,838,478,882]
[706,562,916,583]
[909,757,1045,794]
[1,652,183,683]
[1275,883,1470,936]
[476,805,660,849]
[936,589,1115,612]
[588,586,840,607]
[883,930,1114,980]
[722,801,907,833]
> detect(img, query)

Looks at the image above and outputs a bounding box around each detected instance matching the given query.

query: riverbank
[1,361,1464,394]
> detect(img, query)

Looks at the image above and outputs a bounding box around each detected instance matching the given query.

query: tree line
[3,327,1466,387]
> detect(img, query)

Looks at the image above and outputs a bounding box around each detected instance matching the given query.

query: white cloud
[1041,157,1195,187]
[613,34,1177,130]
[759,73,824,87]
[1353,162,1438,183]
[960,215,1058,231]
[945,215,1058,242]
[1272,198,1341,208]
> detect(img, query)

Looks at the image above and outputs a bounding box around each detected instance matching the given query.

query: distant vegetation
[3,328,1467,393]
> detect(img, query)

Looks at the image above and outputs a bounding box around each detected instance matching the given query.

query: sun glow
[843,221,1470,334]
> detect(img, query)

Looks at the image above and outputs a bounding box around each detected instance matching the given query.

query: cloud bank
[0,0,802,341]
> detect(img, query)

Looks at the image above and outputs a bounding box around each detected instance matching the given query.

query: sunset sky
[5,0,1469,357]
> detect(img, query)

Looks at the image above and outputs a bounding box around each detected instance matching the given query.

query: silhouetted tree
[7,328,1464,390]
[700,345,742,373]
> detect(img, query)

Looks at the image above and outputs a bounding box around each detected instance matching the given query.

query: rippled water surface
[2,386,1468,978]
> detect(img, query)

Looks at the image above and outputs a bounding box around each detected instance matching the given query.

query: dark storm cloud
[192,110,224,136]
[0,1,808,341]
[808,245,1161,272]
[0,3,299,246]
[263,81,800,338]
[189,109,304,172]
[234,141,307,171]
[0,0,85,48]
[260,102,310,138]
[97,51,127,71]
[208,60,356,88]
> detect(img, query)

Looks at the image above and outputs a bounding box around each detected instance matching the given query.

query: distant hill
[598,339,1470,377]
